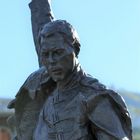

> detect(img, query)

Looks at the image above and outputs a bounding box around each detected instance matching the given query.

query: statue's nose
[48,53,56,64]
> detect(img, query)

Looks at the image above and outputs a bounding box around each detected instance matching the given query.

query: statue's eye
[42,52,49,58]
[54,49,64,56]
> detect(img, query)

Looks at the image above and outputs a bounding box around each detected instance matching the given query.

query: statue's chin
[51,75,64,83]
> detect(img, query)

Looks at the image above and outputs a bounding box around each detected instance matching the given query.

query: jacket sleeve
[29,0,54,66]
[87,95,131,140]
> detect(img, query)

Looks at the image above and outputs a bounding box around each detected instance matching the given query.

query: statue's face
[40,33,76,82]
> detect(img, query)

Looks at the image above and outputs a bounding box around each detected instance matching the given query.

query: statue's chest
[42,89,88,139]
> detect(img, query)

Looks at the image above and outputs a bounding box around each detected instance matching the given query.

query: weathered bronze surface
[8,0,132,140]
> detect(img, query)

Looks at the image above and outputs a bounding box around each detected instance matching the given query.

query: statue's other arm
[29,0,54,66]
[87,96,132,140]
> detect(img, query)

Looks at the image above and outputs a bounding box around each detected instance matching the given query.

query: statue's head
[38,20,81,82]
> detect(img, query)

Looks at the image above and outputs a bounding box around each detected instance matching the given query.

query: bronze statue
[33,20,132,140]
[8,0,132,140]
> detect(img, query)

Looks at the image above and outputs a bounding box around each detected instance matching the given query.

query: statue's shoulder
[77,73,132,139]
[19,67,47,91]
[79,74,106,91]
[8,67,47,108]
[16,66,49,99]
[79,73,129,110]
[26,66,46,80]
[79,73,128,111]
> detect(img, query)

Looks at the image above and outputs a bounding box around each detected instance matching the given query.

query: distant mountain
[0,98,14,117]
[118,90,140,129]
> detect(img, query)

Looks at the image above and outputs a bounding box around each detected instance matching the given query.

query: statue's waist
[47,128,93,140]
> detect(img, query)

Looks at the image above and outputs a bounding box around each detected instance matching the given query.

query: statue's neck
[56,62,83,92]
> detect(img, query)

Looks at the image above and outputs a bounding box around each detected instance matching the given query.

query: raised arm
[29,0,54,66]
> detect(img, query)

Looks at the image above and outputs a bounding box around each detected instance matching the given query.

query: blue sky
[0,0,140,98]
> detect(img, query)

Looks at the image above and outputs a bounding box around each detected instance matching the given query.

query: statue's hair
[38,20,81,57]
